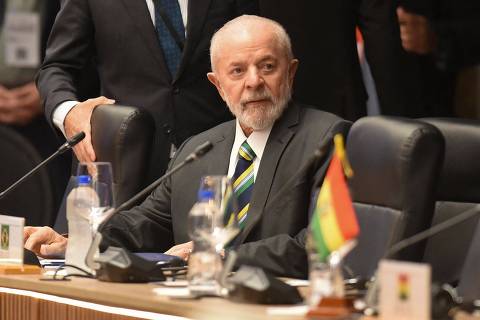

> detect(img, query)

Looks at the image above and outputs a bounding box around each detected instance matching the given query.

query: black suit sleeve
[99,179,175,252]
[36,0,94,127]
[98,136,197,252]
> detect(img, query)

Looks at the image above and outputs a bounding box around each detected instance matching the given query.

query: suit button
[173,87,180,94]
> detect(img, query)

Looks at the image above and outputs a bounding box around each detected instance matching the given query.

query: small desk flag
[310,134,359,262]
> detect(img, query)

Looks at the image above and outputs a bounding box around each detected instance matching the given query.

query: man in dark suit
[26,15,349,278]
[37,0,258,179]
[259,1,423,120]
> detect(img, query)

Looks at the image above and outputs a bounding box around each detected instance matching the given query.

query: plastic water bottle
[187,190,222,295]
[64,175,99,274]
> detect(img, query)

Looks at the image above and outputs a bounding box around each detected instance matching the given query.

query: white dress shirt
[53,0,189,137]
[227,120,273,181]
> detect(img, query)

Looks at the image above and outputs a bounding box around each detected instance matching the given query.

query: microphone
[0,132,85,200]
[363,204,480,315]
[85,141,214,282]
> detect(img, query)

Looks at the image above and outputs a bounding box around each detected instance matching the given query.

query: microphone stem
[114,157,192,213]
[0,149,62,200]
[386,204,480,259]
[96,147,209,232]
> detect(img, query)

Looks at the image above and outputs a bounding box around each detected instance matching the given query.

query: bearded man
[25,15,349,278]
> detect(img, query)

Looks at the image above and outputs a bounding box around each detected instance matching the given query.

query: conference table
[3,272,476,320]
[0,272,322,320]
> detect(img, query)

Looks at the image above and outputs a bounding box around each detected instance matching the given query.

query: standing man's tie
[154,0,185,77]
[232,141,256,229]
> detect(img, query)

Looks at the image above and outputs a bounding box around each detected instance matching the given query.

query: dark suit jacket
[100,102,351,278]
[259,0,423,120]
[37,0,258,178]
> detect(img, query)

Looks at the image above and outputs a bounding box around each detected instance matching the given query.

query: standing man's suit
[37,0,258,178]
[100,103,351,278]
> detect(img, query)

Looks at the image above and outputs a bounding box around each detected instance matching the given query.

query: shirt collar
[233,120,272,161]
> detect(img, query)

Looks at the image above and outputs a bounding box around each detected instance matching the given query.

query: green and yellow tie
[232,141,256,229]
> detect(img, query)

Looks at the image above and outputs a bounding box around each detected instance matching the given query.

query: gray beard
[225,86,292,131]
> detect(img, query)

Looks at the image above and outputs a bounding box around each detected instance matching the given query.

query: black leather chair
[421,118,480,284]
[91,104,155,207]
[344,116,445,278]
[0,125,55,226]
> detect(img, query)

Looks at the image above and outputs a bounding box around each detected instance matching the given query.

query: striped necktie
[232,141,256,229]
[154,0,185,77]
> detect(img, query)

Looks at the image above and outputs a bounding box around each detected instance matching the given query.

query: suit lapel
[237,103,301,244]
[120,0,170,80]
[174,0,211,82]
[207,122,235,175]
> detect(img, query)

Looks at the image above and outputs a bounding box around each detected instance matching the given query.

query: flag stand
[307,296,354,318]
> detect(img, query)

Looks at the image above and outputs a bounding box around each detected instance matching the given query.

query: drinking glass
[187,175,239,295]
[196,175,240,252]
[76,162,114,233]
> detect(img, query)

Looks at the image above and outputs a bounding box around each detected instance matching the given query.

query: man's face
[208,29,298,131]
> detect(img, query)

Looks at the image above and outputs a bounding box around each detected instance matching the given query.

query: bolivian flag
[310,134,359,262]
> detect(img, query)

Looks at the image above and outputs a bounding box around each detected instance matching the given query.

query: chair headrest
[91,104,155,206]
[347,116,445,210]
[422,118,480,203]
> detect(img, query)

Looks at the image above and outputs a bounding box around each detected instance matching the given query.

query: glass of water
[76,162,114,233]
[187,175,239,295]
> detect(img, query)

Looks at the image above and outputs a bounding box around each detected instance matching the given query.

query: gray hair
[210,15,293,72]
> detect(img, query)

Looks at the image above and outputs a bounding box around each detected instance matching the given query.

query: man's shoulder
[174,120,235,157]
[294,102,351,133]
[297,103,345,122]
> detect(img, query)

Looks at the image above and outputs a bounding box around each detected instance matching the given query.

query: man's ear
[207,72,226,101]
[288,59,299,87]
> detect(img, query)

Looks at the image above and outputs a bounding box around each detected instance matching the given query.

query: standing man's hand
[0,82,42,125]
[397,7,437,55]
[64,96,115,163]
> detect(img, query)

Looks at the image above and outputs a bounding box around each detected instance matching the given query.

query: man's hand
[64,96,115,163]
[397,7,436,55]
[165,241,193,261]
[0,82,42,125]
[24,226,68,258]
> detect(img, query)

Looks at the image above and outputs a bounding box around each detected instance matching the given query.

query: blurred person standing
[259,0,421,120]
[0,0,70,224]
[397,0,480,117]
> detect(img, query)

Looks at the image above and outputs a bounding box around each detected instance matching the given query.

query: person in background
[397,0,480,117]
[0,0,70,225]
[258,0,422,120]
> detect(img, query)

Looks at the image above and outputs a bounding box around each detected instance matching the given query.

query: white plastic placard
[379,260,431,320]
[0,214,25,265]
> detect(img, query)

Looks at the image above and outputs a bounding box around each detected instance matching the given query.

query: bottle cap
[77,175,92,185]
[198,189,214,201]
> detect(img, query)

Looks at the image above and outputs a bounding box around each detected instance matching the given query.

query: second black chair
[344,116,445,278]
[421,118,480,284]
